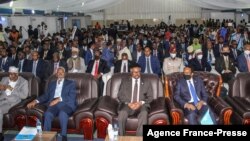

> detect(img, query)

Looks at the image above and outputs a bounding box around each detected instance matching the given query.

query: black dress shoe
[0,134,4,141]
[62,135,67,141]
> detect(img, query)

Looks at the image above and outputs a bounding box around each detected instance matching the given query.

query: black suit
[26,59,46,81]
[86,59,110,97]
[114,60,135,73]
[189,58,211,72]
[117,76,153,135]
[13,59,29,72]
[45,60,68,79]
[215,56,236,83]
[39,49,54,60]
[132,51,144,63]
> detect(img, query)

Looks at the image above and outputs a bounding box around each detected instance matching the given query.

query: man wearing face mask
[215,45,236,83]
[67,47,86,73]
[174,67,216,125]
[237,42,250,72]
[163,47,182,75]
[189,49,211,72]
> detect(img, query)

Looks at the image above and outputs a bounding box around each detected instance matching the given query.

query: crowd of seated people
[0,18,249,139]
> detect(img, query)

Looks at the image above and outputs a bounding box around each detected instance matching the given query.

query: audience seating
[225,73,250,124]
[165,71,232,125]
[1,72,40,130]
[26,73,98,140]
[94,73,169,138]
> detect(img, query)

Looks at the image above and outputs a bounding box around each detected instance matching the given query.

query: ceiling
[0,0,124,13]
[0,0,250,13]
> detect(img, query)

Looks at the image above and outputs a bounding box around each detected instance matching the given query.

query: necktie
[234,49,237,59]
[18,61,22,72]
[94,61,99,76]
[208,52,212,63]
[123,63,127,73]
[146,57,151,73]
[225,57,229,70]
[58,79,62,84]
[32,61,37,76]
[132,79,138,103]
[188,81,199,105]
[53,63,58,74]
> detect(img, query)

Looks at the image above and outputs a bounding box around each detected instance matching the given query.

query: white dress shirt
[121,60,128,73]
[144,56,153,74]
[53,79,64,99]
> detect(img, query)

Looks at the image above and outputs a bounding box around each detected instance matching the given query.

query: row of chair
[1,72,250,140]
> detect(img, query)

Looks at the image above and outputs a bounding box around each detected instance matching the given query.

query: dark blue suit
[85,49,93,66]
[174,76,216,124]
[0,57,13,72]
[26,59,46,80]
[237,53,249,72]
[137,55,161,75]
[37,79,77,136]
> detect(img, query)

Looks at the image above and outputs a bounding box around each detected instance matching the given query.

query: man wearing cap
[27,67,76,141]
[0,66,28,141]
[67,47,86,73]
[189,49,211,72]
[163,47,182,75]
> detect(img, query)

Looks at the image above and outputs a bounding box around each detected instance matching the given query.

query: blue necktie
[188,81,199,105]
[146,57,151,73]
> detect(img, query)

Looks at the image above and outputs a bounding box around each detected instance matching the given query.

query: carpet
[4,130,105,141]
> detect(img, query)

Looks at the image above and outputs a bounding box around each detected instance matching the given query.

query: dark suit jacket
[37,79,77,111]
[137,55,161,75]
[132,51,144,63]
[189,58,211,72]
[118,76,153,110]
[237,53,249,72]
[13,59,29,72]
[85,49,93,66]
[86,59,110,75]
[0,57,13,72]
[114,60,135,73]
[45,60,68,79]
[27,59,46,80]
[39,49,54,60]
[215,56,236,74]
[229,48,242,64]
[174,76,208,108]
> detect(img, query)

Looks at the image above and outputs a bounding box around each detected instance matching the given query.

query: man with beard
[86,49,109,97]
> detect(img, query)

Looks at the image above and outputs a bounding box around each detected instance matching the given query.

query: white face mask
[197,54,203,60]
[170,53,176,58]
[245,50,250,55]
[72,55,78,58]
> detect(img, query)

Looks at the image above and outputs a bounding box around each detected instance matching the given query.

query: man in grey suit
[0,66,28,141]
[118,64,153,136]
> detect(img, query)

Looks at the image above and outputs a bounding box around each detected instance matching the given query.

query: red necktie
[94,61,99,76]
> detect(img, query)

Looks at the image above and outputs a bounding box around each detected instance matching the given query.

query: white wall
[210,12,235,21]
[236,13,249,26]
[90,0,202,24]
[65,16,91,29]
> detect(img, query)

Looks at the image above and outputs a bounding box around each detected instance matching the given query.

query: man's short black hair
[130,63,141,69]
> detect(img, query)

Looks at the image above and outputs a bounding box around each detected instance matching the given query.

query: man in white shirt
[0,66,28,141]
[27,67,77,141]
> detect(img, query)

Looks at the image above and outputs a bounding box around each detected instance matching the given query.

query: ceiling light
[82,2,85,7]
[9,1,13,7]
[32,10,35,14]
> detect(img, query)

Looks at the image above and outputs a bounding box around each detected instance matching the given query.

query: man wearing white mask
[163,47,182,75]
[0,66,28,141]
[189,49,211,72]
[237,42,250,72]
[67,47,86,73]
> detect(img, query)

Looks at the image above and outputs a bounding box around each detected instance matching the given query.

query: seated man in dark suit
[189,49,211,72]
[27,51,46,81]
[114,53,135,73]
[118,64,153,136]
[237,42,250,72]
[27,67,77,141]
[86,49,110,97]
[174,66,216,125]
[13,51,29,72]
[0,49,13,72]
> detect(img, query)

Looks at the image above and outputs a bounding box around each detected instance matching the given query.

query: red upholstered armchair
[94,73,169,138]
[165,71,232,125]
[225,73,250,124]
[26,73,98,140]
[1,72,39,130]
